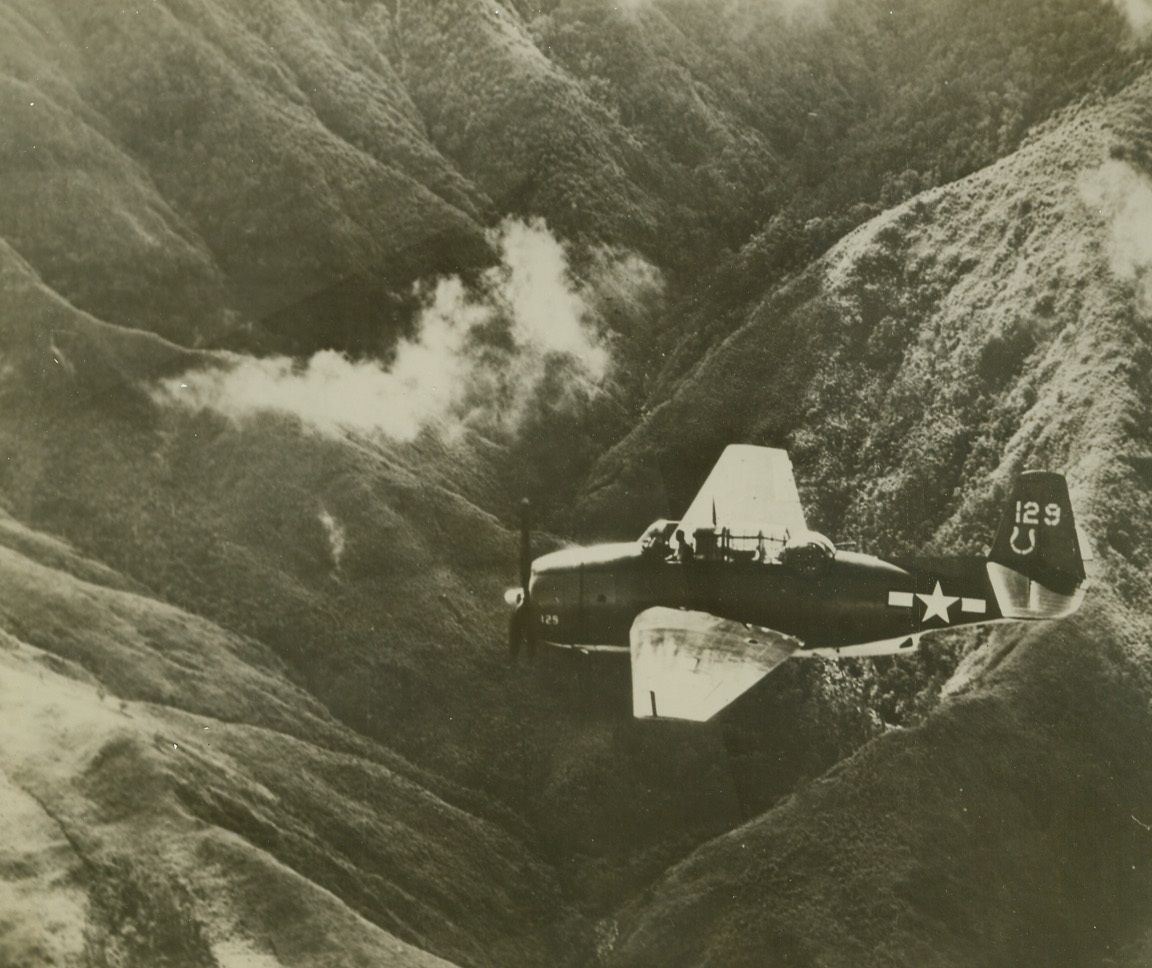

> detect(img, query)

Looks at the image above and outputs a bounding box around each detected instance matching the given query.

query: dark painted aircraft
[506,446,1089,721]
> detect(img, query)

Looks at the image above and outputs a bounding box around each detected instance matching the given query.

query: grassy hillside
[576,66,1152,544]
[607,611,1152,968]
[586,65,1152,968]
[0,232,747,929]
[0,516,579,968]
[4,1,1152,966]
[2,0,1137,359]
[1,0,491,352]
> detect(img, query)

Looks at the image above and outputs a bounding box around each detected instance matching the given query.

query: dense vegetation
[3,0,1144,530]
[3,0,1152,966]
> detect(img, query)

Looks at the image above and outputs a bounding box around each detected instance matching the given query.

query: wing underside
[678,445,806,544]
[630,606,801,721]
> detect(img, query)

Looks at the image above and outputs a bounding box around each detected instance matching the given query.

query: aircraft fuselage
[529,541,1003,658]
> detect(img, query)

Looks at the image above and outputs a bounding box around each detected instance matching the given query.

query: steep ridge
[0,512,578,967]
[0,245,579,966]
[0,230,745,930]
[606,616,1152,967]
[2,0,1135,358]
[576,69,1152,550]
[589,68,1152,968]
[3,1,1152,965]
[1,0,492,351]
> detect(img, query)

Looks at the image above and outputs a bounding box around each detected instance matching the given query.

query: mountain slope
[576,69,1152,550]
[2,0,1137,358]
[587,66,1152,968]
[1,0,492,351]
[607,611,1152,968]
[0,223,745,932]
[0,510,578,968]
[3,1,1152,966]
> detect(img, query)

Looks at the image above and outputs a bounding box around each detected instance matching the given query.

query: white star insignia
[917,582,958,624]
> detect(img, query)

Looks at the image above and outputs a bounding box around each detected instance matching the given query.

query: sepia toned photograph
[1,1,1151,965]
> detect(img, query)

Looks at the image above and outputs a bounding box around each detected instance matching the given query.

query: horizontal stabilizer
[630,607,800,722]
[986,562,1087,620]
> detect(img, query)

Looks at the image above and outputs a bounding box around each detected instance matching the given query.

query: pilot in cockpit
[777,530,836,574]
[640,519,678,559]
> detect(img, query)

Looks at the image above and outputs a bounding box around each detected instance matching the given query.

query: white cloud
[155,219,654,441]
[318,507,346,569]
[498,218,609,378]
[1080,159,1152,315]
[1104,0,1152,34]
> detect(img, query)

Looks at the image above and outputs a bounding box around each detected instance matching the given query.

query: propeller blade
[510,498,535,661]
[519,498,531,596]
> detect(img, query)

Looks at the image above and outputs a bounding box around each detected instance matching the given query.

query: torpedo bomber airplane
[506,446,1088,722]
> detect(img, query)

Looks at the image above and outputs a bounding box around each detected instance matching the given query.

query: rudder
[987,471,1087,618]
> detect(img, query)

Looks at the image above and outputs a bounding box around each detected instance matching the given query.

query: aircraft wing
[631,607,801,721]
[678,445,806,544]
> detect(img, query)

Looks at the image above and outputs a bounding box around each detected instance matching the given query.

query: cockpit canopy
[638,519,835,570]
[778,530,836,570]
[639,519,679,557]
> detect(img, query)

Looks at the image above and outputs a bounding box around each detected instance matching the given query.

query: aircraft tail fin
[986,471,1087,619]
